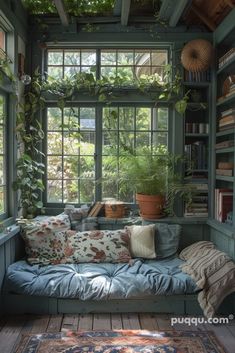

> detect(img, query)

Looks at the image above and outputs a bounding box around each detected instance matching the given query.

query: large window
[46,48,168,81]
[46,105,168,204]
[0,93,6,216]
[45,47,170,205]
[0,27,6,53]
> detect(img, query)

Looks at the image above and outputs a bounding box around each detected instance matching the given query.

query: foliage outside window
[46,105,168,204]
[47,49,168,83]
[0,94,6,217]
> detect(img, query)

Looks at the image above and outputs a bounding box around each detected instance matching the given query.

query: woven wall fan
[181,39,213,72]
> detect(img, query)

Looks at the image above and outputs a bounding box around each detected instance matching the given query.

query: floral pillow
[66,229,131,263]
[22,217,131,265]
[22,213,71,265]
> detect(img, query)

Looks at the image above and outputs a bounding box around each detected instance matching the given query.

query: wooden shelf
[186,102,207,110]
[216,128,235,137]
[217,55,235,75]
[216,175,234,182]
[185,133,209,137]
[215,147,234,153]
[183,82,210,87]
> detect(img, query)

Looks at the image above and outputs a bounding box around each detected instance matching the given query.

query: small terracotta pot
[136,193,165,219]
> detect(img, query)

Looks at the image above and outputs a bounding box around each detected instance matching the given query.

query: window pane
[101,50,116,65]
[0,187,5,213]
[103,107,118,129]
[64,108,79,129]
[64,66,80,78]
[47,107,62,130]
[117,51,133,65]
[80,180,94,203]
[119,107,134,130]
[135,66,151,78]
[63,133,79,155]
[151,50,168,66]
[80,156,95,176]
[136,132,151,148]
[47,156,62,179]
[81,50,96,65]
[47,180,62,202]
[102,133,118,154]
[48,51,63,65]
[64,156,78,179]
[136,108,151,130]
[154,108,168,130]
[117,67,133,80]
[80,134,95,154]
[47,67,63,79]
[47,132,62,154]
[0,128,3,154]
[64,51,80,65]
[135,51,150,65]
[0,156,4,184]
[152,132,168,148]
[64,180,78,203]
[101,66,116,78]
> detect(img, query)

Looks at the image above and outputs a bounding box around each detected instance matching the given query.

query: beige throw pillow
[126,224,156,259]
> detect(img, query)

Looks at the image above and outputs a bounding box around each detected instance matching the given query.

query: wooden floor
[0,313,234,353]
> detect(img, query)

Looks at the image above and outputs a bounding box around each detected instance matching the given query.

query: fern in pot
[118,146,185,219]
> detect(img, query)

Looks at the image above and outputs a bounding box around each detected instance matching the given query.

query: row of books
[185,122,209,134]
[217,84,235,102]
[184,70,210,82]
[184,192,208,217]
[214,188,233,223]
[218,107,235,131]
[185,141,207,170]
[216,162,234,177]
[218,48,235,69]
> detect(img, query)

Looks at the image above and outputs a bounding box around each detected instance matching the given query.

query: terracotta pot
[136,193,165,219]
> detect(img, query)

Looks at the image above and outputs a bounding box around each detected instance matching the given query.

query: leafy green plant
[105,146,193,215]
[13,69,46,218]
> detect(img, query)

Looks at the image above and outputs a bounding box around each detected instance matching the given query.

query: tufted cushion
[22,213,71,265]
[125,224,156,259]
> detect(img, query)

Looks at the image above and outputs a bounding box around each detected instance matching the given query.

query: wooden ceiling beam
[121,0,131,26]
[159,0,175,20]
[54,0,69,26]
[169,0,190,26]
[191,4,216,31]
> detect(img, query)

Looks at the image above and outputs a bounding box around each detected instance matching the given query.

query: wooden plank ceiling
[52,0,235,31]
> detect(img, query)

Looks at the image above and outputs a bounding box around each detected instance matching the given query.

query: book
[217,162,234,170]
[88,202,104,217]
[184,212,208,217]
[216,169,233,176]
[215,140,234,149]
[219,193,233,222]
[215,188,233,221]
[221,108,235,117]
[219,123,235,131]
[219,115,235,124]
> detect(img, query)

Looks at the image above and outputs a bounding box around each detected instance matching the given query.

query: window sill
[0,224,20,246]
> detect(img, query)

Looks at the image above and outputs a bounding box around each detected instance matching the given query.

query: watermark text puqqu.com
[171,314,234,326]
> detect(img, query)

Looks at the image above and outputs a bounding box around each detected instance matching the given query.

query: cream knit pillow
[125,224,156,259]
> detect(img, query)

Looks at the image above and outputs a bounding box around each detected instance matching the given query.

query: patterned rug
[15,330,227,353]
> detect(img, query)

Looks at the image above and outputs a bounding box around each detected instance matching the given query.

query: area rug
[14,330,227,353]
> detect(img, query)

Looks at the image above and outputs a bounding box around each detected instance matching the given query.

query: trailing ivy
[13,69,46,218]
[42,66,188,114]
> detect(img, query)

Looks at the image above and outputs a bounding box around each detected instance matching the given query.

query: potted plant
[117,146,189,219]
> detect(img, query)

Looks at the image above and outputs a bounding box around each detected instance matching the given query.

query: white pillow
[125,224,156,259]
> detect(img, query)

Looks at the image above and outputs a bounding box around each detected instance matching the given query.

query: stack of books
[218,108,235,131]
[184,184,208,217]
[215,140,234,149]
[218,48,235,69]
[214,188,233,223]
[216,162,234,177]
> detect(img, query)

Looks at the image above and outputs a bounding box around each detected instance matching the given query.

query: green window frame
[0,92,7,219]
[44,47,171,207]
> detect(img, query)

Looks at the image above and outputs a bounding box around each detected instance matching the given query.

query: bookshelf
[213,28,235,228]
[183,74,210,218]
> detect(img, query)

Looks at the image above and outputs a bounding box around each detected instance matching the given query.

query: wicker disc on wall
[181,39,213,72]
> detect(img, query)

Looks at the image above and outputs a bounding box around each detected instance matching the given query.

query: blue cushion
[142,222,181,259]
